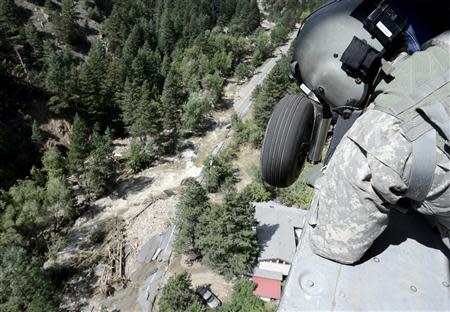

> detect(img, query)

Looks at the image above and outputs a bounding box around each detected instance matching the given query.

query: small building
[252,201,307,300]
[251,268,283,301]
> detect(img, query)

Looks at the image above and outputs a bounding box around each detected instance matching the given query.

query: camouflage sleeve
[309,110,411,264]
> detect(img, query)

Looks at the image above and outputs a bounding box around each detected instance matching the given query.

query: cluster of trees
[174,179,258,277]
[158,273,274,312]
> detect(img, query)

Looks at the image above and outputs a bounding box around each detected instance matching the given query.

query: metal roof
[252,277,282,300]
[254,201,307,264]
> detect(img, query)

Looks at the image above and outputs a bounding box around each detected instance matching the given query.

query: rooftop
[254,201,307,264]
[252,276,282,300]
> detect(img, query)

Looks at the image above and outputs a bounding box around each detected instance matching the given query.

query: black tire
[261,94,314,187]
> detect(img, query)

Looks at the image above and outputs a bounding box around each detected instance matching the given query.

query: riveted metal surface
[279,195,450,311]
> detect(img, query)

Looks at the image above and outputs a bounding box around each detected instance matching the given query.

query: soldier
[288,0,449,264]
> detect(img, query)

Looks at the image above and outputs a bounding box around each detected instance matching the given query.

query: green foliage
[160,69,186,154]
[123,80,164,142]
[235,62,254,81]
[270,23,289,46]
[42,146,66,177]
[67,114,90,175]
[185,301,207,312]
[83,129,116,199]
[126,141,156,172]
[31,120,43,145]
[241,182,272,202]
[275,168,314,208]
[158,272,199,312]
[252,56,296,130]
[0,246,57,312]
[231,114,264,147]
[56,0,79,45]
[44,47,78,114]
[78,42,111,126]
[174,179,210,254]
[252,30,272,67]
[198,191,258,277]
[202,153,238,193]
[182,92,212,132]
[219,279,273,312]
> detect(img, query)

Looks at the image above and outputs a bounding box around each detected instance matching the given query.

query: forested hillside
[0,0,322,310]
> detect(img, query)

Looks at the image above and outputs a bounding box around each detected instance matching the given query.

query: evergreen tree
[197,191,258,277]
[44,47,77,114]
[131,41,163,90]
[158,272,199,312]
[202,153,238,193]
[45,174,76,227]
[130,80,163,141]
[67,114,90,175]
[121,24,143,76]
[0,246,57,312]
[0,0,18,32]
[253,57,294,129]
[57,0,78,45]
[102,57,124,133]
[84,129,116,199]
[247,0,261,33]
[158,2,176,53]
[220,279,271,312]
[174,179,210,255]
[78,42,109,125]
[160,69,186,154]
[5,179,48,244]
[181,92,211,132]
[31,120,43,145]
[42,146,66,177]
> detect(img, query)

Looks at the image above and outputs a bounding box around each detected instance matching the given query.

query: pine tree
[42,146,65,177]
[174,179,211,255]
[57,0,78,45]
[67,114,90,175]
[45,174,76,227]
[197,191,258,277]
[253,56,293,129]
[247,0,261,32]
[131,41,163,90]
[84,129,116,199]
[158,272,199,312]
[130,80,163,142]
[31,120,43,145]
[158,2,175,53]
[101,57,124,132]
[160,69,186,154]
[78,42,109,125]
[181,92,211,132]
[0,0,18,31]
[0,247,57,311]
[220,279,271,312]
[121,24,143,76]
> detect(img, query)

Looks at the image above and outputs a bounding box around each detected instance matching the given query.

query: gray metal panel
[279,199,450,311]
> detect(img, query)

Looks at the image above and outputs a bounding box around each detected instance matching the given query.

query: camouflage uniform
[309,34,450,264]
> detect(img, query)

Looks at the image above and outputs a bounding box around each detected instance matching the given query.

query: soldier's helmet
[290,0,407,111]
